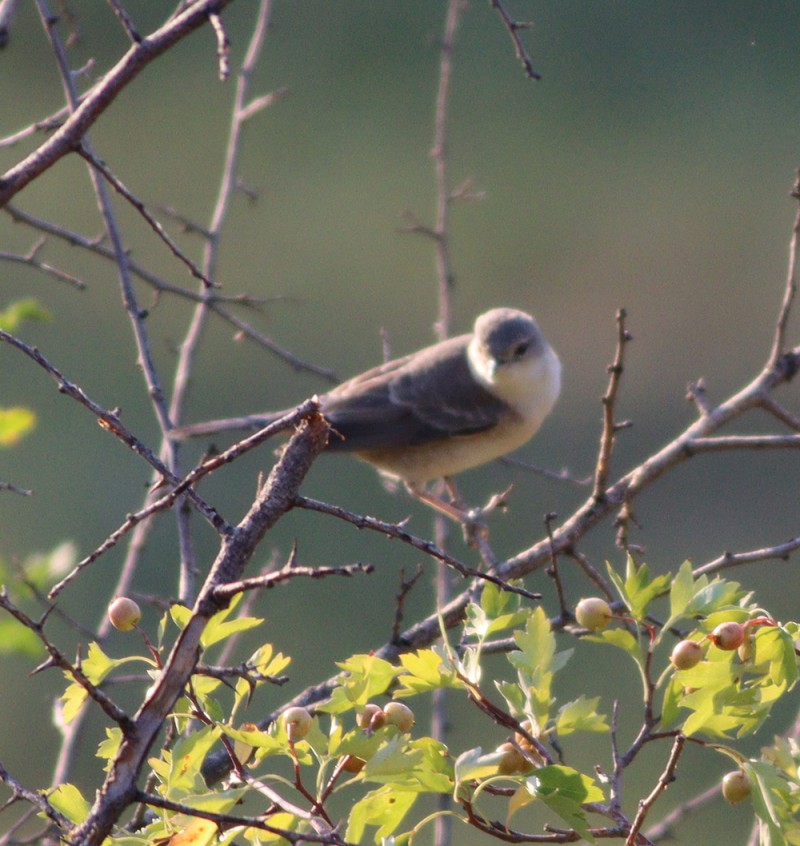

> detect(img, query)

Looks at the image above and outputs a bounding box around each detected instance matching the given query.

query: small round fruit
[670,639,703,670]
[341,754,365,774]
[514,720,544,765]
[497,742,533,775]
[107,597,141,631]
[710,621,745,651]
[575,597,613,631]
[722,770,751,804]
[357,703,385,731]
[384,701,415,732]
[282,706,313,739]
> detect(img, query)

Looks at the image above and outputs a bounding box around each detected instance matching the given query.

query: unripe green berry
[384,701,415,732]
[282,706,312,739]
[107,596,141,631]
[575,597,613,631]
[722,770,751,804]
[670,639,703,670]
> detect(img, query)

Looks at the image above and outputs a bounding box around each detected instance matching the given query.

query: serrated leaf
[621,557,671,618]
[454,747,503,786]
[0,406,36,446]
[45,782,90,824]
[526,766,604,842]
[319,654,400,713]
[510,607,556,675]
[202,615,263,648]
[345,785,416,844]
[585,627,641,659]
[668,561,696,620]
[396,647,459,695]
[555,696,609,735]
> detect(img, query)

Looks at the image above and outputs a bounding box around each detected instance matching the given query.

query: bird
[172,307,561,514]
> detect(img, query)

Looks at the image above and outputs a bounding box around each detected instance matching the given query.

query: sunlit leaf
[46,782,90,824]
[0,298,52,330]
[0,406,36,446]
[555,696,609,735]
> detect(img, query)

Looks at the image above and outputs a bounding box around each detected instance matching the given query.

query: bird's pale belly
[354,411,543,486]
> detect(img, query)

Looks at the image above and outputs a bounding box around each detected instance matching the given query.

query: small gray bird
[172,307,560,495]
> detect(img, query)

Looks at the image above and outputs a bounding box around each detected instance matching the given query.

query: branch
[0,0,237,207]
[489,0,542,80]
[69,411,329,845]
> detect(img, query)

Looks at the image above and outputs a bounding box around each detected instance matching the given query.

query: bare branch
[770,170,800,365]
[625,735,685,845]
[489,0,542,80]
[593,308,633,501]
[0,0,237,207]
[76,146,214,288]
[693,536,800,578]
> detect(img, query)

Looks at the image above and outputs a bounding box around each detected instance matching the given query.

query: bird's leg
[404,481,466,522]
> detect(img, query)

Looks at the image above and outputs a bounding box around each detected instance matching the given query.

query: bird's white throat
[467,336,561,420]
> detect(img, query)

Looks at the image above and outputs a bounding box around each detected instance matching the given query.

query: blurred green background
[1,1,800,842]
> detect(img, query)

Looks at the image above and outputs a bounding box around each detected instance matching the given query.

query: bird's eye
[512,342,529,358]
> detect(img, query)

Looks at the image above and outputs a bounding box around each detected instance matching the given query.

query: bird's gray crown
[473,308,542,363]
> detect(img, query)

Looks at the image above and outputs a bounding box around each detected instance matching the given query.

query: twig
[489,0,542,80]
[0,0,238,207]
[47,400,321,600]
[134,790,343,844]
[105,0,141,42]
[692,536,800,578]
[0,480,32,496]
[430,0,462,339]
[625,735,685,845]
[75,145,214,288]
[593,308,632,501]
[208,13,230,81]
[392,564,424,645]
[0,243,87,288]
[644,781,721,842]
[0,590,132,730]
[0,760,69,832]
[770,169,800,365]
[293,494,540,601]
[4,203,337,379]
[213,561,374,601]
[69,413,329,845]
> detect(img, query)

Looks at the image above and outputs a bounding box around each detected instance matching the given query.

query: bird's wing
[321,335,506,451]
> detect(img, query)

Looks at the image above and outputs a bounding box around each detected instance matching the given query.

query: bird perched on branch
[172,307,560,514]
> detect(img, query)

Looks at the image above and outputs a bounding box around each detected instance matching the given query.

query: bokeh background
[1,1,800,842]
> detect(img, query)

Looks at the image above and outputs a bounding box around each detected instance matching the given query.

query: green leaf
[0,406,36,446]
[585,627,641,659]
[46,782,90,824]
[395,647,460,695]
[555,696,609,735]
[510,607,557,676]
[526,766,604,842]
[0,298,52,331]
[668,561,696,620]
[319,654,400,713]
[155,725,221,798]
[618,556,671,619]
[454,747,505,787]
[345,785,417,844]
[97,727,123,770]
